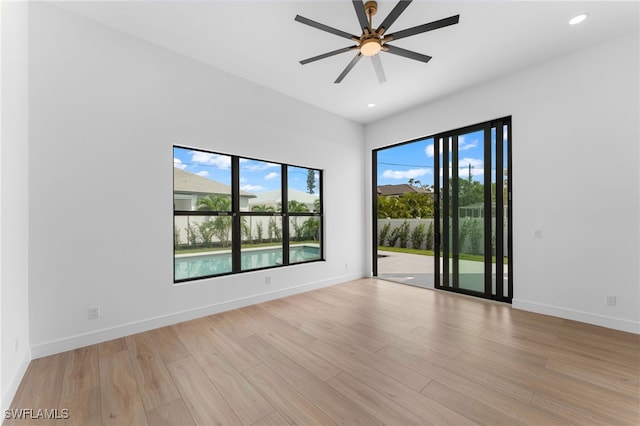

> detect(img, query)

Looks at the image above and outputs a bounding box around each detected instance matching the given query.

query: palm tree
[198,194,231,211]
[287,200,309,213]
[288,200,309,241]
[198,194,231,247]
[302,218,320,241]
[251,204,275,212]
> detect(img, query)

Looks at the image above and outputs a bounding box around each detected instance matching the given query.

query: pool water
[175,245,320,281]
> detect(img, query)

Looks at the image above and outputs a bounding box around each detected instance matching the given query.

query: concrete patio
[377,250,436,289]
[377,250,508,293]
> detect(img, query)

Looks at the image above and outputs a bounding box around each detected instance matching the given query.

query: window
[173,146,323,282]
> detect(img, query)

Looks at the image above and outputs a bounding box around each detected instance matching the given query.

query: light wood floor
[5,278,640,425]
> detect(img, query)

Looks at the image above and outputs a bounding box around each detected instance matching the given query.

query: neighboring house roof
[173,167,255,198]
[377,184,432,196]
[248,188,319,207]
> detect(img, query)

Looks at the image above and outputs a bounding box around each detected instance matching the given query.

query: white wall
[27,3,365,358]
[366,31,640,333]
[0,0,31,411]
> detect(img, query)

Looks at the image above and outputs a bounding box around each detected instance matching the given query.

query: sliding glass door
[435,118,512,302]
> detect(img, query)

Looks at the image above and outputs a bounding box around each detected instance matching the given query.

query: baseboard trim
[30,273,363,359]
[512,298,640,334]
[1,351,31,413]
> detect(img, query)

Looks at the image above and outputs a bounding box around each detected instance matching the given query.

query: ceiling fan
[295,0,459,83]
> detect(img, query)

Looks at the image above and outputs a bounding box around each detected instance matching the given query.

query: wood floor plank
[145,398,195,426]
[147,326,191,364]
[200,315,264,372]
[248,411,288,426]
[249,321,342,381]
[242,364,338,426]
[264,299,389,354]
[166,357,241,426]
[209,308,260,339]
[243,334,383,426]
[125,332,180,412]
[545,352,640,393]
[530,392,625,425]
[309,339,476,425]
[185,332,274,425]
[61,345,99,398]
[97,338,126,358]
[99,350,147,426]
[174,315,263,374]
[420,380,519,426]
[326,371,427,426]
[377,344,567,425]
[242,304,317,347]
[5,353,68,426]
[57,388,101,426]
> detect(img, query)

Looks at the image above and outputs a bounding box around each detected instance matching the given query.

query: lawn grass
[378,246,507,264]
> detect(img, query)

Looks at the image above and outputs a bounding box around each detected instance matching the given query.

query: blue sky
[173,147,319,194]
[377,130,492,187]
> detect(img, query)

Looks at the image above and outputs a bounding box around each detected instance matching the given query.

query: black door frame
[434,117,512,302]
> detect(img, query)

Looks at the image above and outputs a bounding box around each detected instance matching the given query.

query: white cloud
[425,144,434,157]
[243,161,279,171]
[265,172,279,180]
[382,168,431,179]
[173,158,187,170]
[196,171,209,177]
[191,151,231,169]
[458,135,478,151]
[241,184,265,192]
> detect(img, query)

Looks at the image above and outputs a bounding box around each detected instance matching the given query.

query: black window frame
[173,145,324,283]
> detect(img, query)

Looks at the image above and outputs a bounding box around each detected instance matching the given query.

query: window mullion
[281,164,290,265]
[231,156,241,272]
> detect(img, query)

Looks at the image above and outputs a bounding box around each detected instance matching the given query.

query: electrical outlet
[605,296,616,306]
[88,306,100,320]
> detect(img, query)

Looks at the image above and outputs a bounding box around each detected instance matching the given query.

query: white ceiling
[53,0,639,124]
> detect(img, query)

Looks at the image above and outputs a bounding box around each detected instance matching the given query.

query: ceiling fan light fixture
[569,13,588,25]
[360,38,382,56]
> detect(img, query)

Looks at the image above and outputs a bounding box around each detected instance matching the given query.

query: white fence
[377,218,508,254]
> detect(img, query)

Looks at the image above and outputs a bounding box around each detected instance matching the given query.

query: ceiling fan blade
[371,54,386,83]
[384,45,432,63]
[295,15,358,40]
[352,0,370,32]
[377,0,412,35]
[300,46,358,65]
[385,15,460,41]
[335,53,363,83]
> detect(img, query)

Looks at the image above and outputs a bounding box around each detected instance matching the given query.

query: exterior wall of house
[27,3,365,358]
[366,31,640,333]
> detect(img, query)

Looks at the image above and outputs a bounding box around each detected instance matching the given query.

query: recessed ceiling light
[367,103,376,108]
[569,13,588,25]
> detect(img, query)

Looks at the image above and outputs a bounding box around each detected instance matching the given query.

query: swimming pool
[174,245,321,281]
